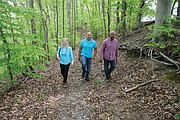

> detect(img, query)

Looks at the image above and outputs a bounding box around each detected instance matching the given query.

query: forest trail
[0,34,180,120]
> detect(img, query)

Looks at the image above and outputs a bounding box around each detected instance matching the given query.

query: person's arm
[100,40,106,62]
[70,47,74,64]
[78,46,82,61]
[56,46,60,61]
[115,41,119,62]
[92,47,97,60]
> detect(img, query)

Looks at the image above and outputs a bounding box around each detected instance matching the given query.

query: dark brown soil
[0,28,180,120]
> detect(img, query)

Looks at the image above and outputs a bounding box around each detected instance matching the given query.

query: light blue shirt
[80,38,97,58]
[57,46,74,65]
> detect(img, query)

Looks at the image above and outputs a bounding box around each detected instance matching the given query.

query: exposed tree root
[150,48,174,66]
[159,52,180,72]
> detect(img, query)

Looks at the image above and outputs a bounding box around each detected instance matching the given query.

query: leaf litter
[0,41,179,120]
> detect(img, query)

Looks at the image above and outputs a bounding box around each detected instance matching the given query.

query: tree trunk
[116,1,120,34]
[38,0,48,51]
[56,0,59,48]
[178,0,180,19]
[74,0,76,50]
[171,0,177,15]
[121,0,127,41]
[66,0,71,41]
[29,0,36,45]
[63,0,65,37]
[107,0,111,35]
[0,28,13,80]
[154,0,172,28]
[71,0,74,48]
[136,0,145,29]
[177,0,180,27]
[102,0,107,38]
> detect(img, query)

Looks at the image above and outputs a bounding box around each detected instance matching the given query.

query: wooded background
[0,0,179,87]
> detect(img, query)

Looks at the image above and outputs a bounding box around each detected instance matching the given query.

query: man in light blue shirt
[78,32,97,81]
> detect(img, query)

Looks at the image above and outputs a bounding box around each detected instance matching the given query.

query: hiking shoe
[85,77,89,81]
[61,82,68,88]
[63,84,68,88]
[80,77,85,81]
[106,79,110,82]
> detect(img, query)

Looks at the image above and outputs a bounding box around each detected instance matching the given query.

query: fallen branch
[159,52,180,71]
[91,72,100,79]
[125,79,157,93]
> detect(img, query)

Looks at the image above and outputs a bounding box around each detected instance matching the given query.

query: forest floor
[0,27,180,120]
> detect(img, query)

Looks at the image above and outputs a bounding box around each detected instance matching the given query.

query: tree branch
[125,79,157,93]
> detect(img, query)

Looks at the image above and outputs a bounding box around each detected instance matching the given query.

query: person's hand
[99,59,102,63]
[56,57,60,61]
[78,57,80,61]
[92,56,95,60]
[71,60,74,65]
[116,59,118,63]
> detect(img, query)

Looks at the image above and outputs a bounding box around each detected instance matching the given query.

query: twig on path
[125,79,157,93]
[23,77,29,84]
[91,72,100,79]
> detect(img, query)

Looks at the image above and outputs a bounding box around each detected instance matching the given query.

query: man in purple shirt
[100,31,119,81]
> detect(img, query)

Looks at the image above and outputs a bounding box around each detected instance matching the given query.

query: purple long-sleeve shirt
[100,38,119,61]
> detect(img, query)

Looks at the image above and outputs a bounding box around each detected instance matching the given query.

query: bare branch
[125,80,157,93]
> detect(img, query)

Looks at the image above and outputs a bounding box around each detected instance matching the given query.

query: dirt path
[0,41,180,120]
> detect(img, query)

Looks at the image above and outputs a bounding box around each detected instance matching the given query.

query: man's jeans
[81,55,92,79]
[104,58,116,80]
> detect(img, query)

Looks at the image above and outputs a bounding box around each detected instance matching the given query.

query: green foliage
[175,114,180,119]
[95,79,102,84]
[156,24,176,39]
[174,96,180,103]
[164,71,180,83]
[144,41,166,48]
[146,24,176,40]
[38,93,45,101]
[145,23,178,50]
[0,1,46,88]
[172,47,180,56]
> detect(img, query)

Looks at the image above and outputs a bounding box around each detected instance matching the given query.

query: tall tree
[178,0,180,20]
[136,0,145,29]
[121,0,127,41]
[56,0,59,47]
[29,0,36,36]
[67,0,71,41]
[107,0,111,34]
[154,0,172,35]
[74,0,76,49]
[38,0,48,52]
[102,0,107,38]
[0,28,13,80]
[171,0,177,15]
[116,1,120,34]
[71,0,74,48]
[63,0,65,37]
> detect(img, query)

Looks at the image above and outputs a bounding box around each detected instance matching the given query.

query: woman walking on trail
[100,31,119,81]
[78,32,97,81]
[57,38,74,86]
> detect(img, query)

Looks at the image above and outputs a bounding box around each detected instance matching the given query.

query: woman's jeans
[60,63,70,83]
[104,58,116,80]
[81,55,92,80]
